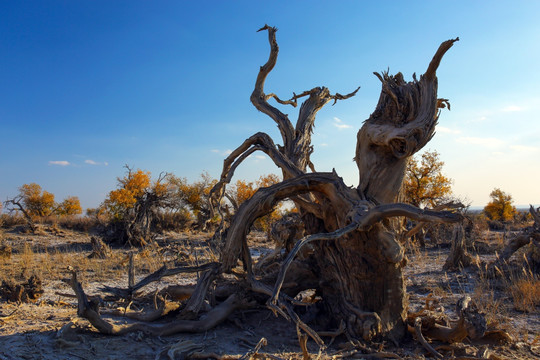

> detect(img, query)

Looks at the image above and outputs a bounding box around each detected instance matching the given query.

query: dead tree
[70,26,461,343]
[443,224,477,271]
[3,196,36,233]
[490,205,540,272]
[209,26,460,341]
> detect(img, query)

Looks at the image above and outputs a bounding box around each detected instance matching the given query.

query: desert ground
[0,226,538,360]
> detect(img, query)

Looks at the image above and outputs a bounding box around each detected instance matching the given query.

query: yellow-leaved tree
[484,188,517,221]
[4,183,82,232]
[57,196,83,216]
[103,168,151,220]
[102,166,172,246]
[19,183,56,217]
[403,150,453,208]
[228,174,281,233]
[167,172,218,229]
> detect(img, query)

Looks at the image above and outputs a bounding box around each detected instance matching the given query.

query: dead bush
[0,275,44,302]
[0,213,26,228]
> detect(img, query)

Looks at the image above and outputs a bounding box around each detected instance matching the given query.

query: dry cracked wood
[69,268,240,336]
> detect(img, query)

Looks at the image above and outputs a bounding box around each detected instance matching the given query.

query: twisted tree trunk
[210,26,460,341]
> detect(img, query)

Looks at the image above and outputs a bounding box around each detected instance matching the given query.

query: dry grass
[509,269,540,313]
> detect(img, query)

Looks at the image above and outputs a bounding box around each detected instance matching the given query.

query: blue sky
[1,1,539,210]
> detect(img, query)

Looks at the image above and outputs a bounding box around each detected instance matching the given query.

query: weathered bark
[443,224,476,271]
[88,236,111,259]
[209,26,459,342]
[311,38,458,340]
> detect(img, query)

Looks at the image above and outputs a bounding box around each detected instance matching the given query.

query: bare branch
[251,25,295,150]
[424,38,459,81]
[330,86,360,105]
[270,203,462,306]
[209,132,302,212]
[414,317,443,359]
[220,172,358,271]
[4,196,36,232]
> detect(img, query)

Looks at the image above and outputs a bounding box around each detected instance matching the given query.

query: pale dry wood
[443,224,477,271]
[101,300,180,322]
[69,269,240,335]
[100,262,219,298]
[489,205,540,269]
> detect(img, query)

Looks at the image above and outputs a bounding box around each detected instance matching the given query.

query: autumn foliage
[227,174,281,232]
[403,150,453,208]
[18,183,56,217]
[103,169,153,219]
[484,188,517,221]
[167,172,218,228]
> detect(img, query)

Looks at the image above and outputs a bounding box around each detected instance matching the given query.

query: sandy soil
[0,228,538,359]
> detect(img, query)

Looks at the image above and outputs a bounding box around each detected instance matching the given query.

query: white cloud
[437,126,461,134]
[319,143,329,147]
[85,159,108,166]
[502,105,522,112]
[509,145,539,152]
[333,117,352,130]
[254,155,266,160]
[49,160,70,166]
[456,137,505,147]
[211,149,233,156]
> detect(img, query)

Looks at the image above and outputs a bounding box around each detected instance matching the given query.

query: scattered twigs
[239,337,267,360]
[409,295,490,359]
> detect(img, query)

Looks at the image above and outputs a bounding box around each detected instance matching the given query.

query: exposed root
[69,268,241,336]
[100,262,219,299]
